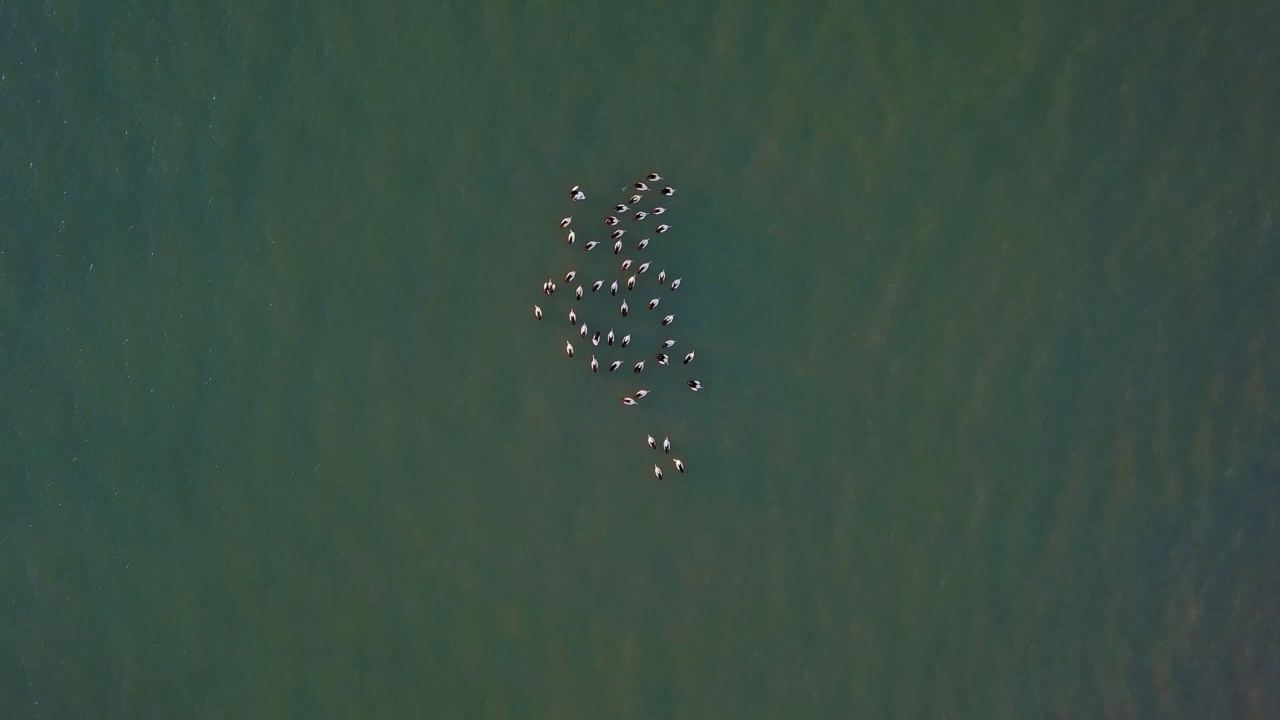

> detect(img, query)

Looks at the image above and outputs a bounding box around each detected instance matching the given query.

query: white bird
[571,186,586,202]
[611,229,625,239]
[545,281,556,295]
[622,397,638,406]
[653,464,663,480]
[655,353,669,365]
[534,305,542,320]
[565,270,576,283]
[647,435,657,449]
[610,280,619,295]
[627,275,637,290]
[575,285,584,300]
[634,211,648,221]
[660,186,676,196]
[656,224,670,233]
[687,380,702,391]
[635,182,650,192]
[579,324,588,338]
[670,277,682,291]
[648,298,660,310]
[657,269,666,284]
[560,217,572,228]
[592,280,603,292]
[569,309,577,325]
[567,230,575,245]
[620,259,633,271]
[591,355,599,373]
[583,241,599,251]
[647,173,662,182]
[609,360,622,372]
[661,314,674,326]
[629,194,643,204]
[592,332,600,346]
[683,351,695,364]
[663,437,671,454]
[633,361,644,374]
[620,300,629,317]
[651,207,666,215]
[634,389,650,399]
[637,262,650,273]
[613,240,623,254]
[621,334,631,348]
[565,341,574,357]
[604,215,619,226]
[615,203,630,212]
[607,329,615,345]
[637,238,649,251]
[662,339,675,348]
[673,458,685,473]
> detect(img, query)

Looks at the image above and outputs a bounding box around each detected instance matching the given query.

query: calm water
[2,0,1277,717]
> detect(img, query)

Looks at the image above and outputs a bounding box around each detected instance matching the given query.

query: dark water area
[2,0,1277,716]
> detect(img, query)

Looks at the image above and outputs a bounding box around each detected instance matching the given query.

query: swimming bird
[661,339,675,348]
[673,458,685,473]
[660,186,675,196]
[637,238,649,251]
[629,194,643,204]
[609,360,622,372]
[610,280,619,295]
[621,334,631,348]
[592,331,600,346]
[687,380,702,391]
[575,285,584,300]
[661,314,674,326]
[611,229,625,239]
[663,437,671,454]
[622,397,637,406]
[567,230,575,245]
[544,281,556,295]
[647,173,662,182]
[560,217,572,228]
[655,353,669,365]
[584,241,599,251]
[592,280,603,292]
[656,224,670,233]
[579,324,588,338]
[607,329,615,345]
[565,341,573,357]
[633,361,644,373]
[591,355,598,373]
[565,270,576,283]
[615,203,630,213]
[620,259,633,271]
[534,305,542,320]
[647,434,657,449]
[637,262,651,273]
[635,182,650,192]
[620,300,629,317]
[627,275,636,290]
[569,309,577,325]
[571,186,586,202]
[604,216,619,226]
[613,240,623,254]
[652,207,666,215]
[653,464,663,480]
[634,211,648,221]
[657,269,666,284]
[648,298,660,310]
[670,278,682,291]
[683,351,695,364]
[634,389,649,399]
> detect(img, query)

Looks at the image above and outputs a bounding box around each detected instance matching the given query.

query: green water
[2,0,1277,717]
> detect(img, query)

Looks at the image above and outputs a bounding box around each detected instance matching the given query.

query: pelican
[615,203,630,212]
[687,380,702,391]
[647,173,662,182]
[633,361,644,374]
[683,351,695,364]
[575,285,583,300]
[592,331,600,346]
[648,298,660,310]
[544,281,556,295]
[635,182,650,192]
[620,259,633,271]
[634,389,650,399]
[604,215,619,226]
[656,224,670,233]
[657,269,666,284]
[629,194,643,204]
[634,211,648,221]
[621,334,631,348]
[620,300,629,317]
[662,437,671,454]
[592,280,603,292]
[609,360,623,372]
[627,275,636,290]
[653,464,663,480]
[651,207,666,215]
[637,238,649,251]
[567,230,575,245]
[569,309,577,325]
[607,329,615,345]
[661,339,675,348]
[637,262,650,273]
[590,355,599,373]
[583,241,599,251]
[660,186,675,196]
[571,186,586,202]
[661,314,675,326]
[655,353,669,365]
[565,270,576,283]
[622,397,637,406]
[610,280,619,295]
[670,277,682,291]
[565,341,573,357]
[613,240,623,254]
[611,228,625,239]
[560,217,572,228]
[647,435,657,449]
[534,305,542,320]
[673,458,685,473]
[579,323,588,338]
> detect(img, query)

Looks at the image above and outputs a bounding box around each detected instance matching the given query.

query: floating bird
[648,298,660,310]
[571,186,586,202]
[615,203,630,213]
[637,262,651,273]
[579,324,588,338]
[688,380,703,391]
[605,215,619,226]
[634,389,650,399]
[544,281,556,295]
[627,275,637,290]
[610,280,619,295]
[673,458,685,473]
[634,211,648,221]
[660,186,676,196]
[621,334,631,348]
[670,278,682,291]
[611,229,626,239]
[683,351,695,364]
[661,314,675,326]
[635,182,650,192]
[607,329,615,346]
[629,194,643,204]
[620,259,633,271]
[565,341,574,357]
[653,464,664,480]
[575,285,584,300]
[560,217,572,228]
[651,207,666,215]
[534,305,542,320]
[637,238,649,251]
[663,437,671,454]
[609,360,623,372]
[584,241,599,251]
[661,339,676,348]
[647,173,662,182]
[567,230,575,245]
[592,280,603,292]
[613,240,623,254]
[592,331,600,346]
[591,355,599,373]
[657,269,666,284]
[656,224,671,233]
[656,353,669,365]
[647,435,657,449]
[620,300,629,317]
[565,270,576,283]
[569,309,577,325]
[633,361,644,374]
[622,397,638,406]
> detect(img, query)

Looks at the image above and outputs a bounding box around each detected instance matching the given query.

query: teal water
[2,0,1278,717]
